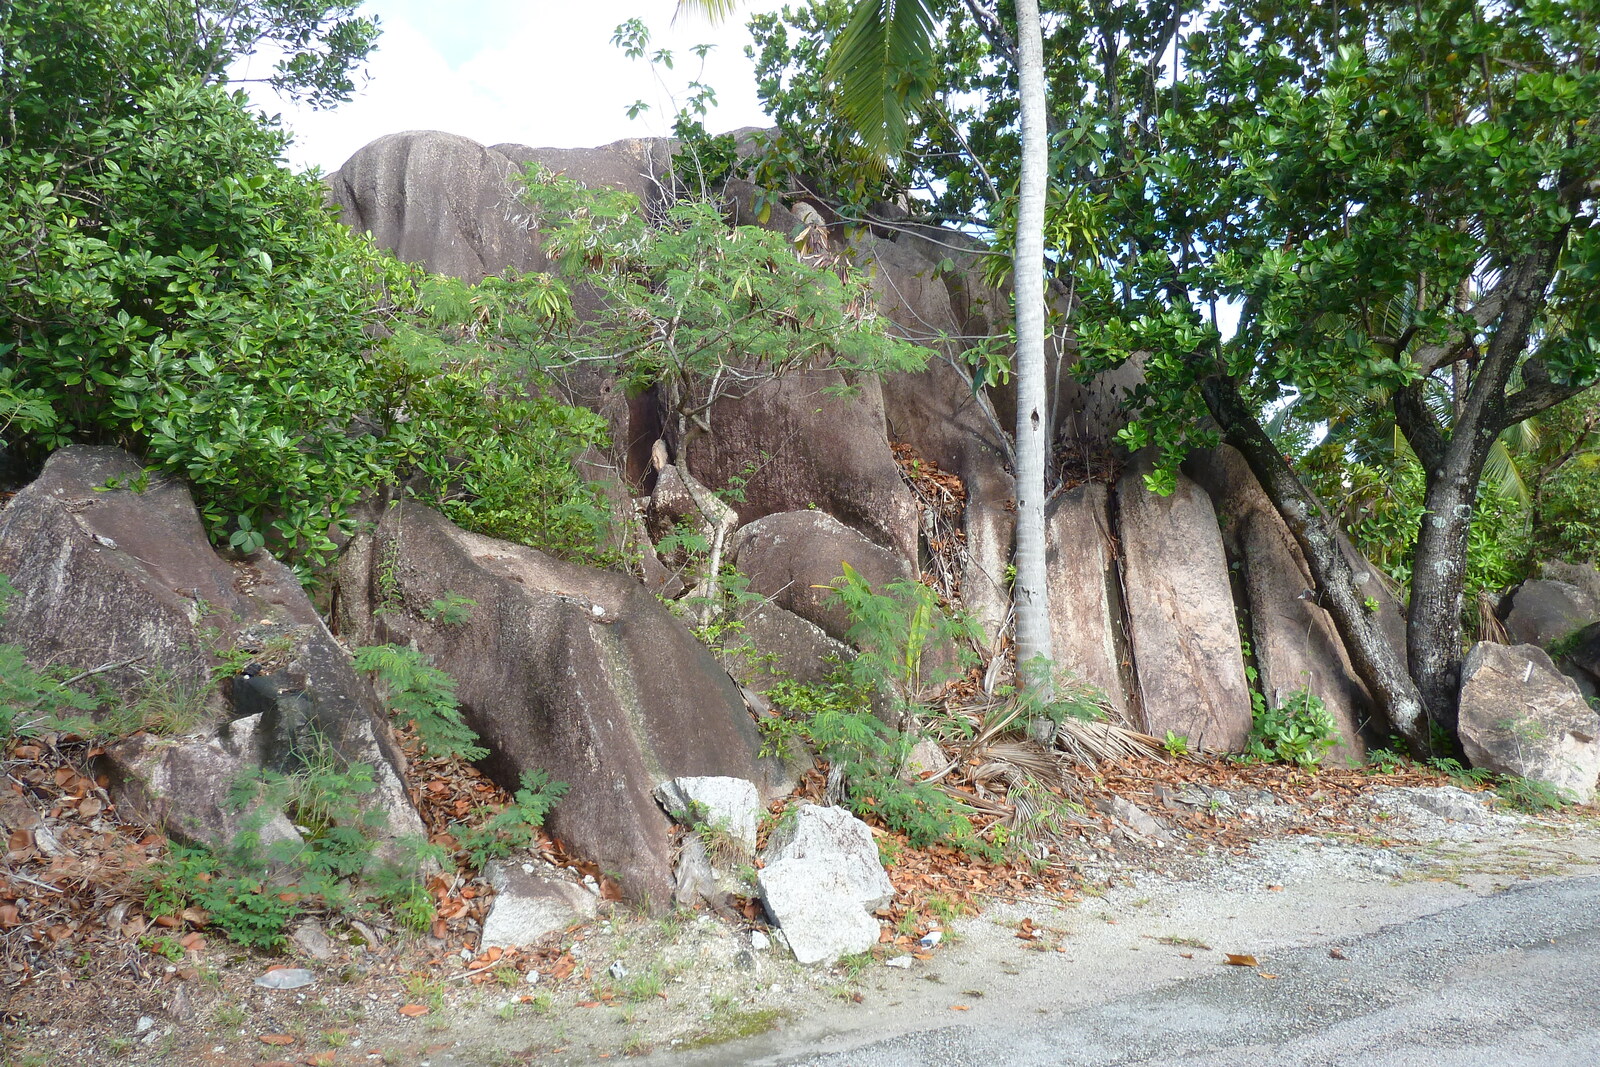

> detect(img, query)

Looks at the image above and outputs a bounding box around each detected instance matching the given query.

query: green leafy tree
[1,0,610,568]
[1079,0,1600,748]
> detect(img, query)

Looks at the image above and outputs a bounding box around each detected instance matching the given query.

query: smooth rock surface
[1458,642,1600,803]
[690,369,920,563]
[756,804,894,965]
[1046,484,1133,717]
[1501,579,1600,648]
[722,603,850,690]
[732,510,913,644]
[1187,445,1379,759]
[1116,454,1252,752]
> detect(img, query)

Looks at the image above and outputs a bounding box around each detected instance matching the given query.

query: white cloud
[244,1,787,174]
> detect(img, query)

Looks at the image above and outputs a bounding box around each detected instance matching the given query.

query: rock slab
[1458,642,1600,804]
[1116,455,1253,751]
[336,499,782,908]
[1501,579,1600,648]
[756,804,893,965]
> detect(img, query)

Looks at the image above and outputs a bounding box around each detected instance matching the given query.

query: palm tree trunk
[1011,0,1054,703]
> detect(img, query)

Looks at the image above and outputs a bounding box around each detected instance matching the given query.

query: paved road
[769,873,1600,1067]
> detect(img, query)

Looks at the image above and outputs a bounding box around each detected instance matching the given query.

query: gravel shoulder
[8,769,1599,1067]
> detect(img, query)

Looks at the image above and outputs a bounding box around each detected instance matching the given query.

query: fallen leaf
[1329,948,1348,960]
[1179,953,1194,959]
[398,1004,430,1017]
[1224,954,1258,967]
[949,1004,970,1011]
[576,1000,601,1008]
[1258,972,1280,980]
[1267,884,1283,892]
[259,1033,295,1046]
[305,1052,338,1066]
[0,905,19,927]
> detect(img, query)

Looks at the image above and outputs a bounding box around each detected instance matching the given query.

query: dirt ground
[5,735,1597,1067]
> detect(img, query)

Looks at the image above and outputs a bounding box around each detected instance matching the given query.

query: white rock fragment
[755,804,894,965]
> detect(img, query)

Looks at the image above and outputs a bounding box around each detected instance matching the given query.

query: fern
[352,644,486,760]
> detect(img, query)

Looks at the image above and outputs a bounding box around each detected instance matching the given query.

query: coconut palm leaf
[673,0,742,22]
[826,0,941,156]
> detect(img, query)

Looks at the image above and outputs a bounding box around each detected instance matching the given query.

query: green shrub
[1241,687,1338,768]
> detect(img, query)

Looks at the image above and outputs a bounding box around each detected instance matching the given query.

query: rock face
[335,499,783,908]
[756,804,893,964]
[1046,484,1134,717]
[1540,560,1600,606]
[1116,455,1252,751]
[327,130,669,284]
[689,369,920,563]
[722,603,849,690]
[732,510,913,644]
[1555,622,1600,701]
[1501,579,1600,648]
[479,859,598,951]
[1458,642,1600,804]
[107,714,303,849]
[1188,446,1382,760]
[0,447,421,847]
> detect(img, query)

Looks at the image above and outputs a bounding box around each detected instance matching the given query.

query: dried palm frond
[1476,590,1511,644]
[1054,719,1167,767]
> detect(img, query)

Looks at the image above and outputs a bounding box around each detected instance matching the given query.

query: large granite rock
[1458,642,1600,804]
[335,500,784,908]
[688,369,919,564]
[1540,560,1600,606]
[1116,454,1252,751]
[1555,621,1600,701]
[0,447,421,847]
[327,130,669,284]
[1187,445,1380,760]
[1501,579,1600,648]
[756,804,893,964]
[722,603,850,690]
[732,510,913,644]
[1045,484,1134,717]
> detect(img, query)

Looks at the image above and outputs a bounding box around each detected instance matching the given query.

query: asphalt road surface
[766,873,1600,1067]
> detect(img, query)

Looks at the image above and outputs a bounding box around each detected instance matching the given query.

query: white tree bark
[1011,0,1054,705]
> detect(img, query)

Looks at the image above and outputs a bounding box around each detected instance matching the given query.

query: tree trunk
[1404,446,1489,739]
[1011,0,1054,708]
[1396,241,1562,739]
[1201,375,1431,754]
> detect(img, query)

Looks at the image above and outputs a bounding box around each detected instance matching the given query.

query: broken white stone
[478,859,597,951]
[755,804,894,965]
[654,776,761,859]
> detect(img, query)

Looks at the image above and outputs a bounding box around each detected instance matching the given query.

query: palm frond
[1482,437,1530,506]
[826,0,940,157]
[673,0,742,23]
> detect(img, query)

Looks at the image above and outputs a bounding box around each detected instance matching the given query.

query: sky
[241,1,788,174]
